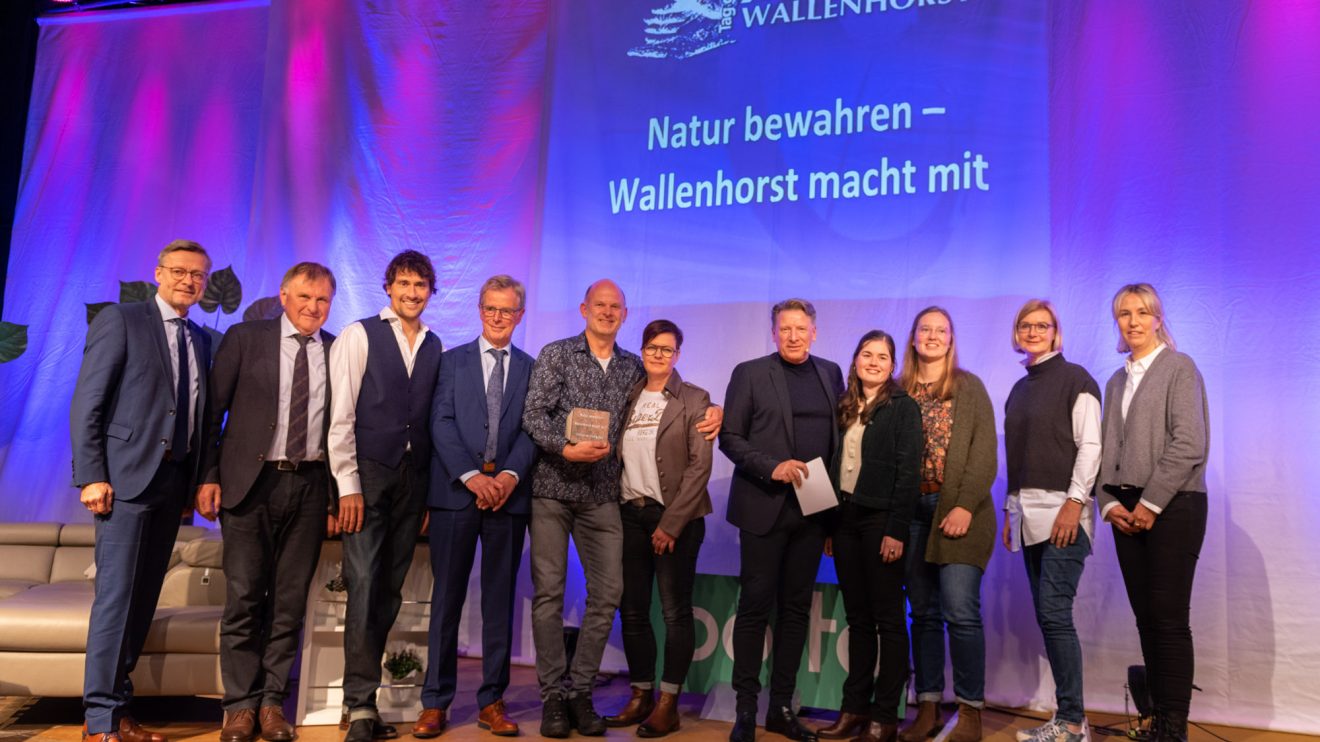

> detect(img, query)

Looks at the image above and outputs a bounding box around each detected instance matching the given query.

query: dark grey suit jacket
[718,353,844,536]
[202,318,335,511]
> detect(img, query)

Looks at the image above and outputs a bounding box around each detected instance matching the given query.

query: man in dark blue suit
[70,239,214,742]
[413,275,536,739]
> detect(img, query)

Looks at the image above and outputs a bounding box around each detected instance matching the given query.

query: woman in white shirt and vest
[1097,284,1209,742]
[1000,299,1101,742]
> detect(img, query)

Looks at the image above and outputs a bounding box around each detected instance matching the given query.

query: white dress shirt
[154,294,200,446]
[328,307,432,496]
[1005,351,1103,550]
[457,335,519,484]
[266,313,328,462]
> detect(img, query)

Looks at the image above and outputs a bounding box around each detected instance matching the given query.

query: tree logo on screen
[628,0,737,60]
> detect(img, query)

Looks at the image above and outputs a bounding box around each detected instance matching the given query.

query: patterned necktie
[286,334,312,465]
[484,348,507,464]
[171,318,190,457]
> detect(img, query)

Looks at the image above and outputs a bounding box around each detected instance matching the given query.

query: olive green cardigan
[923,371,998,570]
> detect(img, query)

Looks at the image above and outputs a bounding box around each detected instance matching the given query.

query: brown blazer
[621,369,714,538]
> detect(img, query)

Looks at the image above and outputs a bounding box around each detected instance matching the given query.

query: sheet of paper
[793,457,838,516]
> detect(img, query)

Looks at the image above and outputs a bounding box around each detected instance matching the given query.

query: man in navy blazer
[195,262,338,742]
[719,298,843,742]
[70,240,214,742]
[414,275,536,739]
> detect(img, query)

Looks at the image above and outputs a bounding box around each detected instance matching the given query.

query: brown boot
[851,721,898,742]
[258,706,295,742]
[945,704,981,742]
[637,691,680,738]
[604,686,655,727]
[897,702,942,742]
[819,712,869,740]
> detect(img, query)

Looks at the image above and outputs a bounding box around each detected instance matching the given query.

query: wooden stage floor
[3,659,1313,742]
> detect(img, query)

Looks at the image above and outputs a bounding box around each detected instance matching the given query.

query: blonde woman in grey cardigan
[1097,284,1209,742]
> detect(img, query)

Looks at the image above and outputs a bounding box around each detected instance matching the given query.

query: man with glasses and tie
[71,239,214,742]
[194,262,339,742]
[412,275,536,739]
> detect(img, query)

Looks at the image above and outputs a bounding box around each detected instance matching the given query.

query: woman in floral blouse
[897,307,998,742]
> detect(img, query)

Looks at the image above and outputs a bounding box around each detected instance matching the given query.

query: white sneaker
[1016,718,1089,742]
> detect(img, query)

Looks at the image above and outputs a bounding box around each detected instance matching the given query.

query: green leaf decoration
[243,295,283,322]
[119,280,156,304]
[86,302,115,325]
[200,265,242,314]
[0,321,28,363]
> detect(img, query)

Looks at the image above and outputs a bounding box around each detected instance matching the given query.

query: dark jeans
[618,500,705,694]
[732,496,827,713]
[84,460,186,734]
[342,456,427,719]
[1022,529,1090,724]
[905,491,985,706]
[219,464,327,711]
[1112,491,1207,718]
[833,502,908,724]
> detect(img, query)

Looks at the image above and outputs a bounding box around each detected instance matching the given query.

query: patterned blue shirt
[521,332,644,503]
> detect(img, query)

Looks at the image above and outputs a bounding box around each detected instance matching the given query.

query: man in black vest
[328,250,444,742]
[196,262,338,742]
[720,298,843,742]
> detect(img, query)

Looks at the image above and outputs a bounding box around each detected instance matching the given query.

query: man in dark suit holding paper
[413,275,536,739]
[719,298,843,742]
[70,239,214,742]
[195,262,338,742]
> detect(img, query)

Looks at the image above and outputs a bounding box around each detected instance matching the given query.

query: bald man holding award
[521,280,722,738]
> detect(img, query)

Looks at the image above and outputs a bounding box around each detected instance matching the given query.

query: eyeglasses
[160,266,208,282]
[481,305,521,319]
[1016,322,1055,334]
[642,345,677,359]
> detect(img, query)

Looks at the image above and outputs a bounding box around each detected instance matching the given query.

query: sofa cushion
[0,579,38,599]
[157,565,226,608]
[50,545,96,583]
[0,544,55,583]
[176,525,208,542]
[0,581,221,653]
[179,535,223,569]
[0,522,62,545]
[58,523,96,546]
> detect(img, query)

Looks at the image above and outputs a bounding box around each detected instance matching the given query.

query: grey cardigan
[1097,349,1209,512]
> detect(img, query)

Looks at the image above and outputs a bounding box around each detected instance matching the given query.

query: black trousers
[1112,490,1207,718]
[342,456,427,716]
[732,496,827,713]
[618,500,705,691]
[832,502,907,724]
[219,464,328,710]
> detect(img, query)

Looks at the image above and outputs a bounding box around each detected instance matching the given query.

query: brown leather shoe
[412,708,447,739]
[259,706,296,742]
[944,704,981,742]
[603,686,655,727]
[897,702,942,742]
[83,734,123,742]
[220,708,259,742]
[636,691,680,738]
[819,711,869,739]
[851,722,897,742]
[120,717,169,742]
[477,699,520,737]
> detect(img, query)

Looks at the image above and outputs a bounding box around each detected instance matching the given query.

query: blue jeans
[905,492,985,706]
[1023,529,1090,724]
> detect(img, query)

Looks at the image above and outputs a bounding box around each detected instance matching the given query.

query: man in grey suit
[196,262,339,742]
[71,239,214,742]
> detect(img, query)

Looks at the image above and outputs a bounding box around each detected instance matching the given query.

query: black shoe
[345,719,376,742]
[731,711,758,742]
[568,694,607,736]
[1152,711,1187,742]
[541,697,572,739]
[765,707,818,742]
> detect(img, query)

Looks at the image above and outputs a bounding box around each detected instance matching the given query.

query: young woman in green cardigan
[897,307,998,742]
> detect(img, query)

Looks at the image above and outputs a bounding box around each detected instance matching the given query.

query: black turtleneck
[779,355,834,465]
